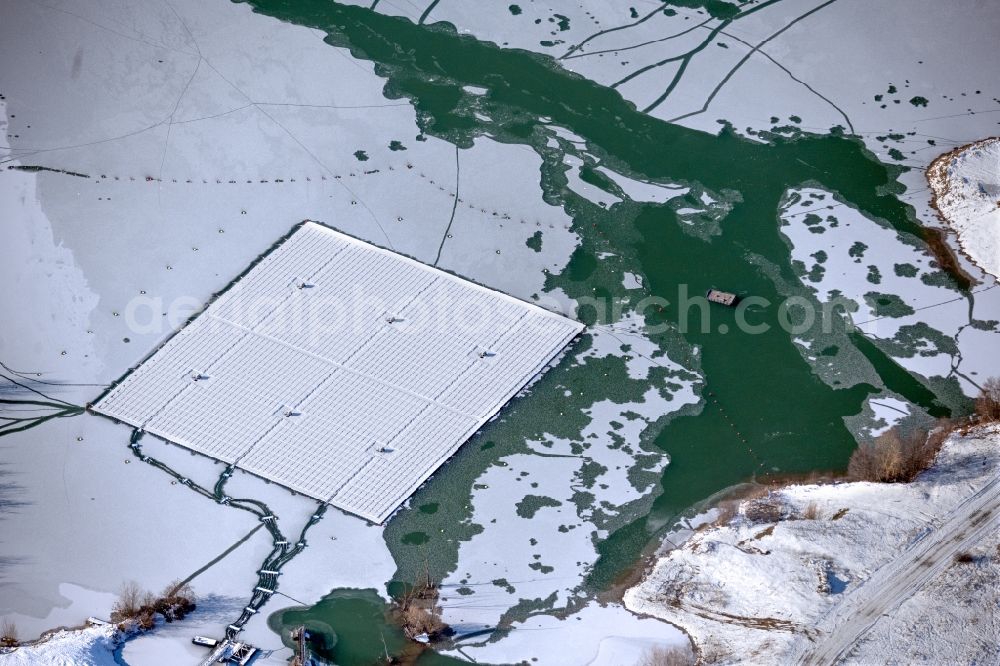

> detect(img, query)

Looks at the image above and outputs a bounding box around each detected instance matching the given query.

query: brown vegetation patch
[848,420,952,483]
[953,551,977,564]
[638,644,696,666]
[390,573,450,646]
[925,138,1000,288]
[919,226,973,291]
[800,502,820,520]
[975,377,1000,422]
[850,378,1000,483]
[110,580,196,631]
[743,495,785,524]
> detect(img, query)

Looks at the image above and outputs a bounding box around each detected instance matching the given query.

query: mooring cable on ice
[127,428,328,639]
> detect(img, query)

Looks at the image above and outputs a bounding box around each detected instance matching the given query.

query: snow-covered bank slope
[625,425,1000,664]
[928,138,1000,279]
[0,625,120,665]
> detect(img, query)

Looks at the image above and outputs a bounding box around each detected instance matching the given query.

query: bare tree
[848,423,947,483]
[1,617,19,648]
[110,581,145,622]
[162,580,195,603]
[975,377,1000,422]
[110,579,197,629]
[393,572,449,642]
[157,580,196,622]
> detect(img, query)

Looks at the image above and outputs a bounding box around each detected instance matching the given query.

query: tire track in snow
[797,471,1000,665]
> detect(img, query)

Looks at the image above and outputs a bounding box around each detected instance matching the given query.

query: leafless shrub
[110,581,145,623]
[706,484,777,529]
[392,574,449,642]
[743,496,784,523]
[848,422,949,483]
[925,419,956,450]
[801,501,820,520]
[401,604,446,637]
[1,617,19,648]
[954,551,976,564]
[975,377,1000,422]
[157,581,196,622]
[660,580,685,608]
[637,644,696,666]
[136,609,156,631]
[110,580,196,628]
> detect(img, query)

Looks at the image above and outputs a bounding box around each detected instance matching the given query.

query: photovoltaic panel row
[144,332,332,462]
[434,312,581,416]
[330,405,478,521]
[238,366,431,493]
[391,277,528,341]
[96,318,247,429]
[211,226,351,329]
[254,242,438,364]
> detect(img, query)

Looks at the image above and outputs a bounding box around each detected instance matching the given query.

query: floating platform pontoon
[706,289,738,306]
[93,221,583,523]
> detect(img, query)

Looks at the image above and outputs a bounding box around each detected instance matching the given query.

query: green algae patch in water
[402,530,431,545]
[514,494,563,518]
[269,589,471,665]
[269,589,399,664]
[525,230,543,252]
[848,330,950,418]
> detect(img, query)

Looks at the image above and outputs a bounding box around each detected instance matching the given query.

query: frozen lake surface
[2,0,999,663]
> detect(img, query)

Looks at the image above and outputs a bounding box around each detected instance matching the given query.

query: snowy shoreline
[927,137,1000,279]
[624,424,1000,664]
[0,623,122,665]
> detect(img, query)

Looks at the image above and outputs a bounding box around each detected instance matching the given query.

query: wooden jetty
[290,626,310,666]
[228,642,258,665]
[706,289,738,306]
[196,638,258,665]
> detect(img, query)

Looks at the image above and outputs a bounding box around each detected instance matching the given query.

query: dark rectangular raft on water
[706,289,739,306]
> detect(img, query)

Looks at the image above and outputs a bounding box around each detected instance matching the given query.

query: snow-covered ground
[928,137,1000,279]
[0,624,120,666]
[625,424,1000,664]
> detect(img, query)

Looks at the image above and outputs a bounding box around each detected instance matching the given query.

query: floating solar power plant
[93,221,583,523]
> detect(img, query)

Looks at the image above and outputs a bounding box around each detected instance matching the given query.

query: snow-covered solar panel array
[94,222,583,522]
